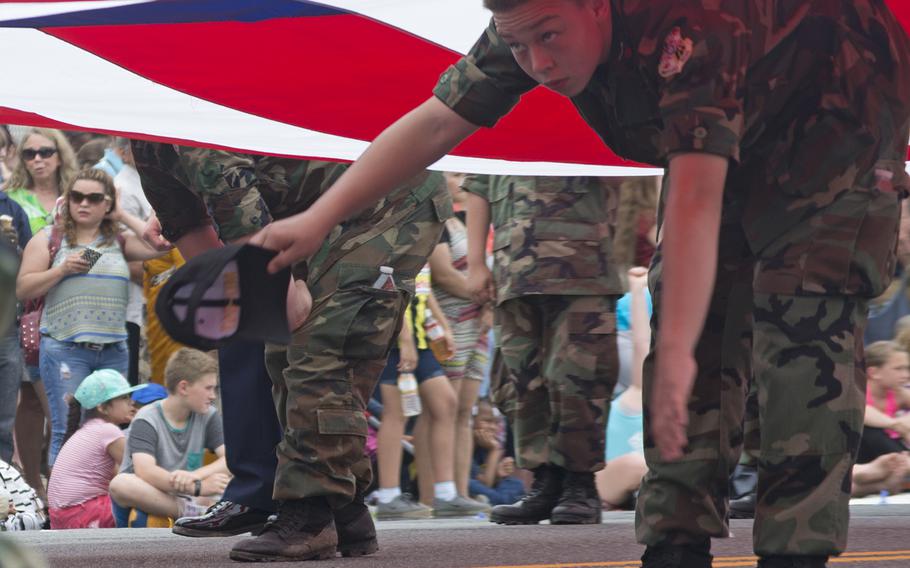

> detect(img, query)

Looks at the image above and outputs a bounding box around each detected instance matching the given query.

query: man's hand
[467,264,495,306]
[286,279,312,332]
[250,212,329,274]
[650,345,696,461]
[201,473,231,496]
[169,470,200,495]
[141,214,173,252]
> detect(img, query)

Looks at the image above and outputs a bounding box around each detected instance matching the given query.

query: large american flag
[0,1,908,176]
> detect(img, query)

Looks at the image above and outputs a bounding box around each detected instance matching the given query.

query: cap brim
[108,384,150,402]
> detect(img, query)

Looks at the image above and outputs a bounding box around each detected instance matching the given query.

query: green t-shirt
[5,188,53,235]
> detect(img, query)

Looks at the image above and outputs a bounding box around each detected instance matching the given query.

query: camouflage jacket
[463,174,623,304]
[436,1,910,297]
[134,144,452,286]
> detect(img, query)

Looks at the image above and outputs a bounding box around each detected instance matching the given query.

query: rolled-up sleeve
[655,15,747,163]
[433,20,538,128]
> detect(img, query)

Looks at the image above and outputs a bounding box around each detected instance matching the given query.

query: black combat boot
[757,556,828,568]
[333,495,379,557]
[490,464,564,525]
[641,541,713,568]
[229,497,337,562]
[550,471,601,524]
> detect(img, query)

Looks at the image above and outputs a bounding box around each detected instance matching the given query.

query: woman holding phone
[16,168,162,465]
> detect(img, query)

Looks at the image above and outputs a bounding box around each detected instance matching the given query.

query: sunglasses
[69,190,110,205]
[21,147,57,161]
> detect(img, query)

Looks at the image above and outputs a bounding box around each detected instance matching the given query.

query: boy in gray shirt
[110,349,229,520]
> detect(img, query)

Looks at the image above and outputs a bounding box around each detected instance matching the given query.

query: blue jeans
[40,336,128,465]
[0,330,23,463]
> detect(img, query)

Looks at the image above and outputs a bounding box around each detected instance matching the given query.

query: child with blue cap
[46,369,146,529]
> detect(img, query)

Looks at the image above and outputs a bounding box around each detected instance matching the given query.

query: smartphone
[81,247,102,270]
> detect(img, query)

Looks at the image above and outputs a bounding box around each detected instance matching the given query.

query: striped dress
[433,217,488,381]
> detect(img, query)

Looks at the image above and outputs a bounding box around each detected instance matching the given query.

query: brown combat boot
[229,497,337,562]
[550,471,601,524]
[334,496,379,557]
[490,464,564,525]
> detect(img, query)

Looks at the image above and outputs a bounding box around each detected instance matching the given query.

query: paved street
[8,505,910,568]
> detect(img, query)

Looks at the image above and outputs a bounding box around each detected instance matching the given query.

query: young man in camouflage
[132,143,450,562]
[461,174,621,524]
[254,2,910,566]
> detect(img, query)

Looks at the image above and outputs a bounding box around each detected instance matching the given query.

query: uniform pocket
[317,408,368,437]
[523,219,608,281]
[307,264,405,360]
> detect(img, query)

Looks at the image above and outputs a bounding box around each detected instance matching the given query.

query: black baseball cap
[156,244,291,350]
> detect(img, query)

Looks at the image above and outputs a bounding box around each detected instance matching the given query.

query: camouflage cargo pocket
[521,219,608,281]
[317,408,368,437]
[487,347,517,419]
[307,264,405,360]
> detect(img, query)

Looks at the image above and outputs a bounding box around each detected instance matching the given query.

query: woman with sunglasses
[16,168,162,466]
[3,127,78,504]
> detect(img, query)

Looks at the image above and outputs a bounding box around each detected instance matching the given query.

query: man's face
[183,373,219,414]
[493,0,611,97]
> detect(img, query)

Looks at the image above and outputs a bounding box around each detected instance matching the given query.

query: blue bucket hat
[74,369,147,409]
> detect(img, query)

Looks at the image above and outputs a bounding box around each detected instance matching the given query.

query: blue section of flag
[0,0,343,28]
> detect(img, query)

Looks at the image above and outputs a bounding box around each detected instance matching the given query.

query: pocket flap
[317,408,368,437]
[532,219,607,241]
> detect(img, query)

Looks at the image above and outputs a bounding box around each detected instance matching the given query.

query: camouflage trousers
[635,219,869,557]
[495,295,619,473]
[264,195,446,507]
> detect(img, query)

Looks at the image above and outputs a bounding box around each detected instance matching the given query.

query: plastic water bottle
[372,266,396,291]
[425,311,452,362]
[398,372,422,417]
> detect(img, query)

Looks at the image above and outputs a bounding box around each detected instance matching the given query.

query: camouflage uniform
[463,174,622,473]
[133,143,450,506]
[436,1,910,558]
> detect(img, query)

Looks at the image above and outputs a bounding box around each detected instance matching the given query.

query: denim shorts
[378,348,445,386]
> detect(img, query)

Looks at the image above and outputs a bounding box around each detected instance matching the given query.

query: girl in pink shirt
[47,369,146,529]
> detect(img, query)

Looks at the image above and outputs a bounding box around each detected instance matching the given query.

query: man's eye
[541,31,557,42]
[508,42,525,52]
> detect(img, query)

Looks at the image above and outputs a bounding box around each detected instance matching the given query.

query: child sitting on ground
[468,400,525,506]
[47,369,146,529]
[109,348,230,521]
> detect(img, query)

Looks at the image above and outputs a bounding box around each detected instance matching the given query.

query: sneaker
[432,495,492,517]
[375,495,433,520]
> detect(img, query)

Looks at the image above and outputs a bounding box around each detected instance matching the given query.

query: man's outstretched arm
[252,97,478,272]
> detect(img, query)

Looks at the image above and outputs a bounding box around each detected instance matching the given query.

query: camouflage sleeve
[176,147,273,242]
[432,19,538,128]
[460,174,491,200]
[654,9,747,163]
[132,140,214,243]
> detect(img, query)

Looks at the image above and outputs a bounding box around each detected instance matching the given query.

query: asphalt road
[9,506,910,568]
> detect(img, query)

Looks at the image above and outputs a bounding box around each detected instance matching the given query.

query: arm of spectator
[16,230,89,300]
[397,310,418,372]
[629,266,651,392]
[106,437,126,469]
[127,260,144,286]
[475,433,503,488]
[429,242,472,300]
[140,214,174,252]
[251,97,479,273]
[465,192,494,305]
[863,403,905,431]
[132,452,179,494]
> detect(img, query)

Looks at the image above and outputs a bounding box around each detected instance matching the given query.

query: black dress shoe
[172,501,272,537]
